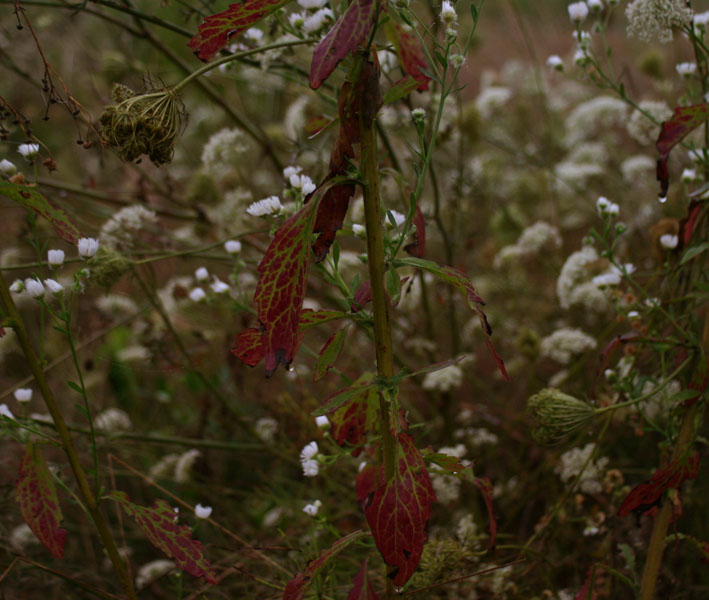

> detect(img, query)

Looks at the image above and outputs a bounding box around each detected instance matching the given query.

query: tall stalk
[0,271,137,600]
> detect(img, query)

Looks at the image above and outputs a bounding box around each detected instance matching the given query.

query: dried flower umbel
[527,388,595,445]
[99,84,186,165]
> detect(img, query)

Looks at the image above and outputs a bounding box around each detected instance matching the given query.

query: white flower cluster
[94,407,132,432]
[495,221,562,266]
[0,158,17,176]
[10,277,65,299]
[540,327,597,364]
[100,205,157,251]
[300,441,320,477]
[135,559,175,590]
[639,379,681,420]
[556,246,607,311]
[555,443,609,494]
[255,416,278,443]
[592,262,635,287]
[620,154,655,182]
[175,448,202,483]
[626,100,673,145]
[596,196,619,217]
[564,96,628,146]
[430,444,466,504]
[475,86,512,119]
[626,0,693,44]
[568,2,589,23]
[201,127,249,174]
[247,195,282,217]
[422,363,463,393]
[302,499,322,516]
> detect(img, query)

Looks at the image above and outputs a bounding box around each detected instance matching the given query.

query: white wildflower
[564,96,628,146]
[540,327,597,364]
[189,287,207,302]
[315,415,330,429]
[574,48,588,66]
[135,559,175,590]
[289,173,316,195]
[210,278,230,294]
[547,55,564,71]
[592,263,634,287]
[422,364,463,392]
[557,246,602,310]
[195,504,213,519]
[225,240,242,254]
[247,196,282,217]
[77,237,99,258]
[386,210,407,229]
[441,0,457,25]
[43,278,64,296]
[255,417,278,443]
[588,0,603,11]
[283,165,302,179]
[0,158,17,177]
[303,7,333,33]
[0,403,15,419]
[95,294,138,316]
[289,11,306,28]
[13,388,33,403]
[475,86,512,119]
[174,449,201,483]
[195,267,209,282]
[9,279,24,293]
[300,441,320,477]
[201,128,249,174]
[352,223,366,237]
[627,100,673,145]
[681,168,697,182]
[47,249,65,267]
[148,453,180,479]
[555,443,608,494]
[695,10,709,29]
[17,143,40,159]
[456,514,478,548]
[568,2,589,23]
[24,278,44,299]
[431,473,461,503]
[626,0,693,43]
[676,62,697,76]
[94,407,132,432]
[659,234,678,249]
[302,499,322,516]
[243,27,264,42]
[596,196,619,217]
[100,205,157,250]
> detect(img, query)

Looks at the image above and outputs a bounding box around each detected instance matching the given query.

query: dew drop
[658,196,667,203]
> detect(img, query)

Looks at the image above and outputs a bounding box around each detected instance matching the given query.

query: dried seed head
[527,388,594,445]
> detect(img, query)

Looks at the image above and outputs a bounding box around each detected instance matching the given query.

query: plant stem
[359,55,396,600]
[0,271,137,600]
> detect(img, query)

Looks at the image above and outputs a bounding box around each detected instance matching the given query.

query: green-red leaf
[16,443,67,559]
[347,558,380,600]
[386,24,430,92]
[330,373,378,454]
[395,257,508,380]
[255,199,319,375]
[309,0,378,89]
[283,530,369,600]
[313,377,377,416]
[110,491,217,584]
[188,0,292,61]
[382,76,420,105]
[364,433,436,586]
[314,326,348,381]
[473,476,497,549]
[656,103,709,197]
[421,447,473,480]
[0,180,81,244]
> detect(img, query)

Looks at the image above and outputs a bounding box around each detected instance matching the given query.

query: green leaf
[313,380,378,416]
[67,381,83,394]
[0,180,81,244]
[110,491,217,584]
[385,266,402,305]
[16,443,67,558]
[382,76,420,105]
[680,241,709,265]
[314,326,348,382]
[470,2,479,22]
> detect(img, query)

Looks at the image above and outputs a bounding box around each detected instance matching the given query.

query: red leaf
[404,205,426,258]
[618,452,700,518]
[283,530,369,600]
[304,115,334,138]
[351,281,372,312]
[364,433,436,586]
[387,24,430,91]
[396,257,508,380]
[314,378,378,415]
[347,559,380,600]
[356,462,384,504]
[473,477,497,549]
[679,199,704,249]
[575,564,602,600]
[313,183,356,262]
[16,443,67,559]
[188,0,291,62]
[230,327,264,366]
[299,308,349,328]
[255,199,319,375]
[309,0,378,89]
[314,326,348,381]
[1,180,81,244]
[656,103,709,197]
[110,491,217,583]
[330,374,379,454]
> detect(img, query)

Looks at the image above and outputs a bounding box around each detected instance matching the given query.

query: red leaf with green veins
[283,530,369,600]
[364,433,436,585]
[1,181,81,244]
[387,24,430,92]
[330,374,379,453]
[618,452,700,518]
[309,0,378,89]
[16,443,67,559]
[188,0,292,61]
[231,327,264,366]
[347,559,380,600]
[395,257,509,380]
[299,308,349,327]
[255,199,320,375]
[473,477,497,549]
[110,491,217,583]
[313,182,355,262]
[314,326,348,381]
[656,103,709,197]
[404,206,426,258]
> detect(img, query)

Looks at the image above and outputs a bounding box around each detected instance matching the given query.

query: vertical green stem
[0,271,137,600]
[359,56,396,600]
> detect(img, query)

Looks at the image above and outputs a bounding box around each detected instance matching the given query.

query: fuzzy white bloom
[47,249,65,267]
[302,499,322,516]
[695,10,709,28]
[596,196,619,217]
[448,54,466,69]
[495,221,562,267]
[9,279,24,293]
[422,363,463,392]
[77,237,99,258]
[626,0,693,43]
[411,107,426,123]
[95,294,138,316]
[175,449,201,483]
[573,30,591,46]
[475,86,512,119]
[210,278,230,294]
[189,287,207,302]
[149,453,180,479]
[587,0,603,10]
[13,388,33,403]
[431,473,461,503]
[255,416,278,443]
[100,205,157,250]
[386,210,407,229]
[201,128,249,174]
[224,240,242,254]
[627,100,673,146]
[289,173,316,195]
[94,407,132,431]
[564,96,628,146]
[547,55,564,70]
[555,443,608,494]
[659,233,679,249]
[298,0,328,8]
[195,267,209,282]
[300,440,318,460]
[10,523,39,551]
[43,278,64,296]
[303,7,333,32]
[0,403,15,419]
[676,62,697,77]
[24,278,44,299]
[620,154,656,182]
[135,559,175,590]
[195,504,213,519]
[681,168,697,182]
[440,0,457,24]
[540,327,597,364]
[574,48,588,66]
[557,246,604,310]
[592,263,634,287]
[568,2,589,22]
[247,196,282,217]
[289,11,306,28]
[300,441,320,477]
[302,459,319,477]
[315,415,330,429]
[0,158,16,177]
[18,143,40,159]
[243,27,264,42]
[352,223,366,237]
[283,165,302,179]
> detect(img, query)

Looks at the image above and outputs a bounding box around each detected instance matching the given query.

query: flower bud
[527,388,594,445]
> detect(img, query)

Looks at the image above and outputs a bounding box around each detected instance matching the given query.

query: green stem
[0,271,136,600]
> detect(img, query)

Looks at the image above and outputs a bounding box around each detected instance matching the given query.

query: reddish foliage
[330,377,379,454]
[347,559,380,600]
[15,443,67,559]
[188,0,291,61]
[679,199,704,249]
[356,463,383,503]
[231,327,264,366]
[404,205,426,258]
[314,327,348,381]
[618,452,700,517]
[313,183,355,262]
[111,491,217,583]
[656,103,709,197]
[473,477,497,549]
[575,564,603,600]
[387,24,430,91]
[351,281,372,312]
[309,0,378,89]
[283,531,368,600]
[364,433,436,585]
